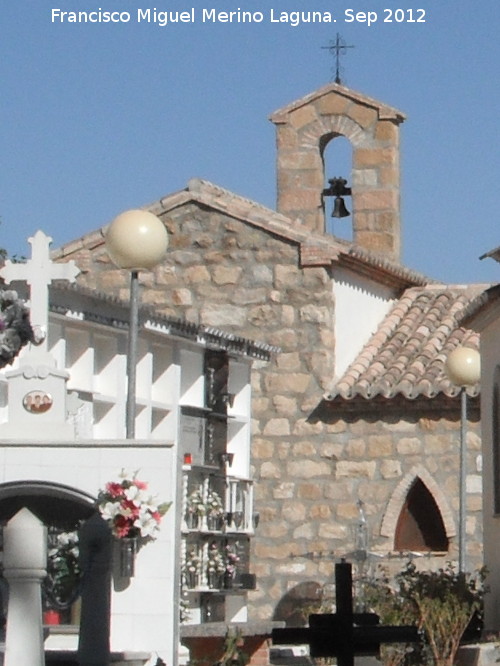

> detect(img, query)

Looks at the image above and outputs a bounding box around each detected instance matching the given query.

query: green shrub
[365,561,486,666]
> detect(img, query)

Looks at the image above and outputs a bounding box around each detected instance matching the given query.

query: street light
[444,346,481,572]
[105,209,168,438]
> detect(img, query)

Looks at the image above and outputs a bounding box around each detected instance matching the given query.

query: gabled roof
[325,284,487,402]
[53,179,431,291]
[269,82,406,125]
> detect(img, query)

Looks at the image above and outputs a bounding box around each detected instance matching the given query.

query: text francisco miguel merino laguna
[51,7,361,26]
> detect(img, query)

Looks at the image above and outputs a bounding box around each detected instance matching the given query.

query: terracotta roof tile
[326,284,488,402]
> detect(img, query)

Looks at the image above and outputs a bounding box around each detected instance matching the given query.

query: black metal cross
[272,560,419,666]
[321,33,355,84]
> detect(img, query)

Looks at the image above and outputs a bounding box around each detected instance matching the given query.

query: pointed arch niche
[321,134,353,241]
[381,466,455,553]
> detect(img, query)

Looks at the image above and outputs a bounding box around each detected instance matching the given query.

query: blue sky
[2,0,499,284]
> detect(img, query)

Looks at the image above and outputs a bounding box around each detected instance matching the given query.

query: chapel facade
[53,81,485,633]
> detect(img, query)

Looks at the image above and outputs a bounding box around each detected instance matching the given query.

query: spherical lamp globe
[445,346,481,387]
[105,209,168,271]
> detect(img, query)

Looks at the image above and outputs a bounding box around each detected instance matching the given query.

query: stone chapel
[53,81,487,634]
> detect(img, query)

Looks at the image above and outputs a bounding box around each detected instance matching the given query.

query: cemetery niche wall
[0,231,273,666]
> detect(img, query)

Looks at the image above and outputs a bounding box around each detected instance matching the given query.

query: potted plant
[365,561,486,666]
[216,628,249,666]
[207,541,226,588]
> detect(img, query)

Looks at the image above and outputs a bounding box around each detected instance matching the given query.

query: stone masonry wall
[249,406,482,622]
[60,203,483,625]
[68,203,336,396]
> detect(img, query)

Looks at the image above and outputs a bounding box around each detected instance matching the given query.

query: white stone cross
[0,230,80,352]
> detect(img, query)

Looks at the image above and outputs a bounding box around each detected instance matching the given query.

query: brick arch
[301,114,372,151]
[380,465,456,541]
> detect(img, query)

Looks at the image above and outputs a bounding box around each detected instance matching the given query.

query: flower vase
[186,572,198,589]
[186,513,199,530]
[119,536,138,577]
[207,515,220,531]
[223,571,234,589]
[207,572,220,589]
[233,511,244,529]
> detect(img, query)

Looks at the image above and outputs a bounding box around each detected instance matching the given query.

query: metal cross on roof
[322,33,355,84]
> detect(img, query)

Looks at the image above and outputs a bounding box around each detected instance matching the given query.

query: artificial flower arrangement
[183,548,201,587]
[225,543,240,579]
[44,529,81,609]
[207,541,226,576]
[206,488,224,518]
[97,470,171,540]
[186,488,206,518]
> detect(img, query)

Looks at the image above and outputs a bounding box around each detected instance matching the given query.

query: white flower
[100,501,122,520]
[125,485,147,504]
[135,515,160,538]
[57,533,71,546]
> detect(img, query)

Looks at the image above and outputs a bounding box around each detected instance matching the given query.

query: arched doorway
[0,481,97,625]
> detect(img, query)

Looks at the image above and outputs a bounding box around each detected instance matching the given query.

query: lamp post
[105,209,168,439]
[445,346,481,572]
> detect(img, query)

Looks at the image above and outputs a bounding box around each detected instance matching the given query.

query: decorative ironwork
[321,33,355,84]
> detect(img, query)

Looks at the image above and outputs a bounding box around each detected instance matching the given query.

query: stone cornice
[269,82,406,125]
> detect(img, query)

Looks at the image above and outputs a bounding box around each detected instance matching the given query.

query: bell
[331,196,350,218]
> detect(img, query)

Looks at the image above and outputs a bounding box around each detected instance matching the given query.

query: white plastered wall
[477,315,500,631]
[332,267,396,380]
[0,443,177,661]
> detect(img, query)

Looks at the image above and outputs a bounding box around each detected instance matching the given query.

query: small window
[394,478,448,551]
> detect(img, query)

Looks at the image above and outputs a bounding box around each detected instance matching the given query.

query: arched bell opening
[320,134,353,240]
